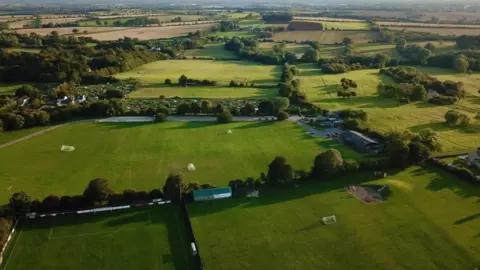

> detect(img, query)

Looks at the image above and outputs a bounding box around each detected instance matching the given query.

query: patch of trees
[377,83,427,103]
[224,38,293,65]
[0,32,96,48]
[7,178,165,216]
[385,129,442,168]
[427,51,480,73]
[431,158,480,185]
[456,35,480,50]
[229,80,255,87]
[444,110,470,126]
[278,64,308,105]
[320,53,394,74]
[112,17,159,27]
[178,75,217,86]
[262,13,293,24]
[218,20,239,32]
[0,45,165,84]
[397,44,432,65]
[380,67,465,103]
[337,109,368,121]
[337,78,358,98]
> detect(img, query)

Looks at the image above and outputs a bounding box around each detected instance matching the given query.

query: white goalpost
[60,145,75,152]
[322,215,337,225]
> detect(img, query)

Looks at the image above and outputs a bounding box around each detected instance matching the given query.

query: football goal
[60,145,75,152]
[322,215,337,225]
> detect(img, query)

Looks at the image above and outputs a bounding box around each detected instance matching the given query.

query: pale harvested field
[387,26,480,36]
[15,27,127,35]
[293,16,364,22]
[273,30,378,43]
[8,20,31,29]
[40,17,85,25]
[378,21,480,28]
[81,24,216,40]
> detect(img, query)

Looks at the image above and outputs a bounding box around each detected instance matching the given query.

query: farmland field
[297,64,480,152]
[81,24,217,40]
[0,121,358,202]
[211,31,256,39]
[258,42,310,56]
[293,16,364,22]
[129,86,276,99]
[238,19,286,28]
[14,27,127,36]
[377,21,480,28]
[190,166,480,269]
[1,204,195,270]
[291,20,369,30]
[273,30,378,43]
[386,26,480,36]
[116,60,280,89]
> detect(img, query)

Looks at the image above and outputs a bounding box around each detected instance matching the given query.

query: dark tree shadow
[409,122,480,134]
[454,213,480,225]
[101,122,154,130]
[295,219,325,232]
[105,211,150,227]
[424,166,480,199]
[233,121,275,129]
[168,122,217,130]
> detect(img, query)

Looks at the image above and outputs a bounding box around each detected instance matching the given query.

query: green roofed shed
[193,187,232,201]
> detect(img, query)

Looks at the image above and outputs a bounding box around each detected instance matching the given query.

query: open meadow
[1,204,195,270]
[116,60,280,98]
[296,64,480,152]
[258,42,310,57]
[273,30,378,43]
[189,166,480,269]
[0,121,358,203]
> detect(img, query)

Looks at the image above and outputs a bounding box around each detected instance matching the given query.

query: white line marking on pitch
[3,227,23,270]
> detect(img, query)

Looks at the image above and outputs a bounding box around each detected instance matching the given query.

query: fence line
[180,202,204,270]
[25,199,171,219]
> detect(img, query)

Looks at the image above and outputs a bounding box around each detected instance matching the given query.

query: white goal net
[322,215,337,225]
[60,145,75,152]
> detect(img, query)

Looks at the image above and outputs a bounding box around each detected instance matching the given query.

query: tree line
[379,67,465,105]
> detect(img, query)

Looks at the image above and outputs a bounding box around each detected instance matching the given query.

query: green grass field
[116,60,280,98]
[189,166,480,269]
[1,204,195,270]
[0,121,358,203]
[273,30,378,43]
[318,21,369,30]
[210,31,256,39]
[296,64,480,152]
[258,42,310,57]
[0,83,29,95]
[238,19,286,28]
[0,126,48,145]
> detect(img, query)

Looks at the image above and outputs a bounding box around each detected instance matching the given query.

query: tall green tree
[10,191,31,214]
[454,54,469,73]
[163,173,184,204]
[311,149,343,179]
[83,178,114,205]
[267,156,293,185]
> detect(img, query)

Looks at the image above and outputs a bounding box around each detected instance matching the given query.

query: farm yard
[190,166,480,269]
[0,121,358,203]
[272,30,378,43]
[2,204,195,270]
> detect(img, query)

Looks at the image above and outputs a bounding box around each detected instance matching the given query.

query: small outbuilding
[341,130,381,152]
[193,187,232,201]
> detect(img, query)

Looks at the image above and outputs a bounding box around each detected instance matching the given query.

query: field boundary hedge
[181,202,204,270]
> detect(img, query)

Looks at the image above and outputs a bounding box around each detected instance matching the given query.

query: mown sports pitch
[1,204,195,270]
[189,167,480,269]
[0,121,358,203]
